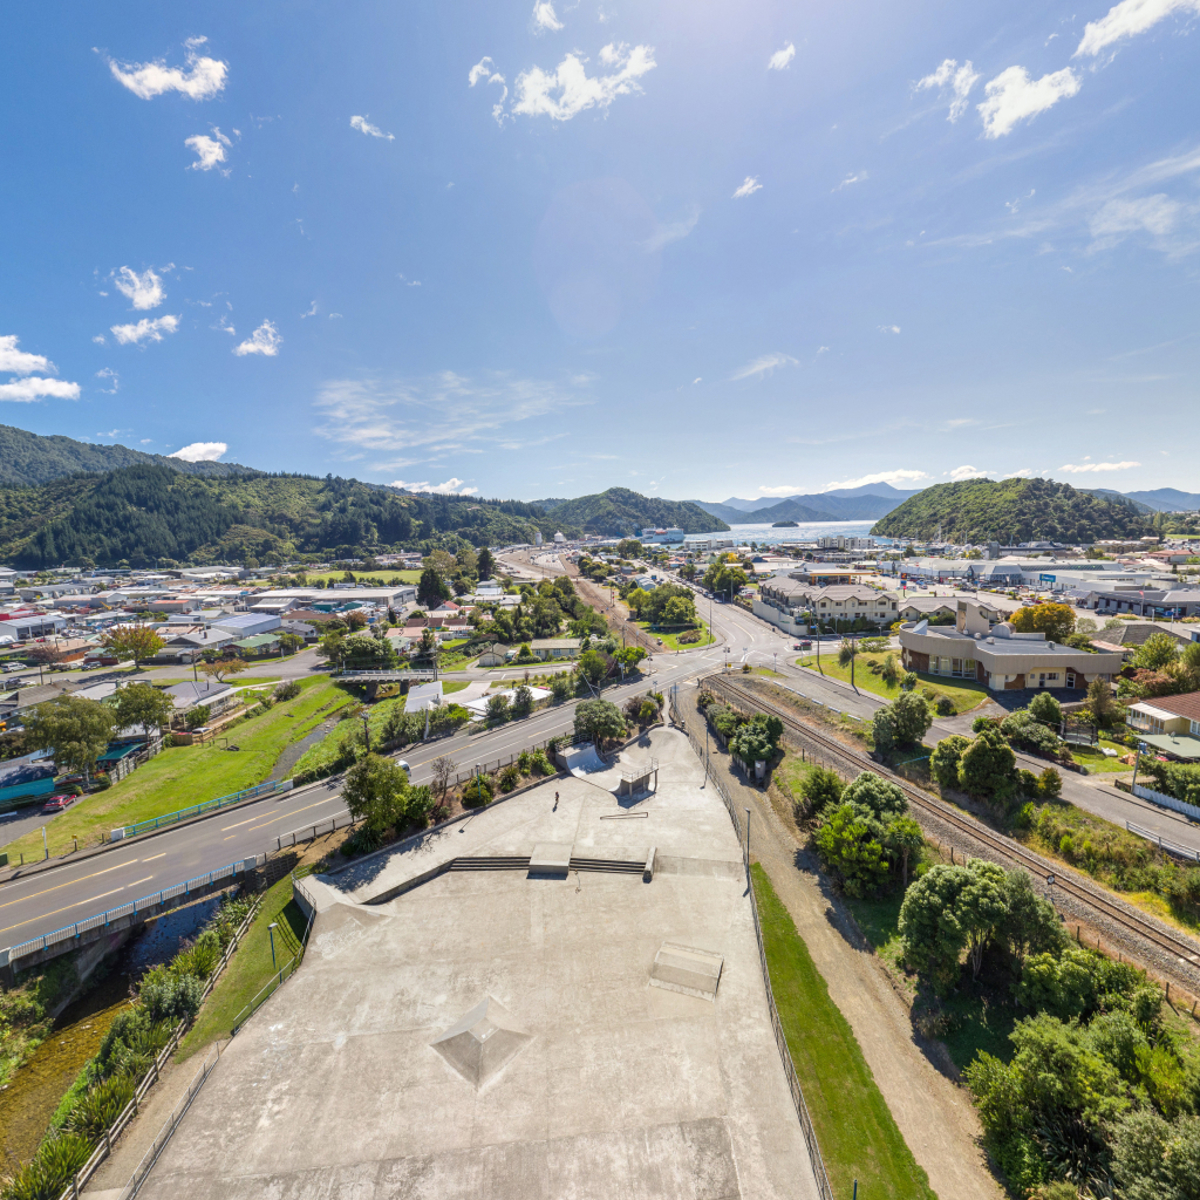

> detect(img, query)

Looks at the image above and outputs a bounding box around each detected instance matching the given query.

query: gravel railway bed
[705,674,1200,1007]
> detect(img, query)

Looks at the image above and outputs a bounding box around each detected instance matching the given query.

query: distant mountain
[1123,488,1200,513]
[528,497,569,512]
[546,488,728,537]
[872,478,1155,543]
[695,490,907,523]
[1080,488,1156,515]
[0,424,258,487]
[823,482,916,499]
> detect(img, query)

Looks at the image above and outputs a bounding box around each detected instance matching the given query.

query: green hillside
[0,466,579,568]
[545,488,728,536]
[0,424,256,486]
[870,477,1154,543]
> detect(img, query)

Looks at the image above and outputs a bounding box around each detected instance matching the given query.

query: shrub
[1028,691,1063,727]
[880,654,900,687]
[549,673,573,701]
[902,671,918,690]
[274,680,302,701]
[517,750,532,773]
[1039,768,1063,799]
[499,764,520,792]
[63,1072,136,1139]
[934,695,955,717]
[2,1133,93,1200]
[799,766,844,817]
[1018,768,1042,797]
[462,774,494,808]
[741,662,751,674]
[138,968,204,1024]
[485,694,511,723]
[931,735,971,790]
[872,690,932,753]
[529,749,553,776]
[341,824,384,857]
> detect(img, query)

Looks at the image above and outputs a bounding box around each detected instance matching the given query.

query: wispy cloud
[233,320,282,357]
[1058,460,1141,473]
[730,352,798,381]
[111,315,180,346]
[733,176,762,198]
[947,464,990,481]
[468,57,509,125]
[169,441,227,462]
[758,484,802,496]
[108,41,228,101]
[1075,0,1200,57]
[113,266,165,310]
[978,66,1081,139]
[509,42,656,121]
[834,171,868,191]
[350,115,394,140]
[95,368,119,393]
[879,324,901,334]
[390,477,479,496]
[914,58,980,121]
[820,469,930,491]
[642,205,701,251]
[313,371,588,466]
[186,127,231,171]
[532,0,564,32]
[767,42,795,71]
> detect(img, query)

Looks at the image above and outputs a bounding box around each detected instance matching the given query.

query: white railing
[1134,783,1200,822]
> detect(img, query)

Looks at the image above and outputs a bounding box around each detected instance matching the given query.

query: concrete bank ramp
[562,743,608,777]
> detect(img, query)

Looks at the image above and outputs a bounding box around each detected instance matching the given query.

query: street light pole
[268,922,278,968]
[360,710,370,752]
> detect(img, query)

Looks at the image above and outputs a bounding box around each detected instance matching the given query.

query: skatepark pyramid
[430,996,533,1088]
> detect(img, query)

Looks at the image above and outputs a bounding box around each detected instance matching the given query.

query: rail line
[704,674,1200,977]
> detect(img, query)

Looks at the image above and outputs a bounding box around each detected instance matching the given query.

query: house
[1126,693,1200,760]
[1088,589,1200,620]
[282,619,318,643]
[211,612,283,640]
[1089,623,1192,660]
[898,601,1124,691]
[163,680,238,718]
[155,625,238,662]
[0,759,57,808]
[529,637,581,660]
[755,578,899,633]
[476,645,515,667]
[233,633,281,658]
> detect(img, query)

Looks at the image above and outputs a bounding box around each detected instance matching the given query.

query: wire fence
[670,698,835,1200]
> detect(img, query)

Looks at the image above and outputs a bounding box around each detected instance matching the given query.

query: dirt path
[679,703,1003,1200]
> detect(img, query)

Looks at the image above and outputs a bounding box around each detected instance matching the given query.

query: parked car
[794,640,812,650]
[41,794,76,813]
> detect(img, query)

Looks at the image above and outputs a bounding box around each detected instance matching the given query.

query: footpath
[678,697,1004,1200]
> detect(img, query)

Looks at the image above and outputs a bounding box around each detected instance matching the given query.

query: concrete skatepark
[132,729,822,1200]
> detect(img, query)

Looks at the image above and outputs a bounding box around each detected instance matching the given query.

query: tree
[702,561,748,596]
[838,641,858,668]
[423,549,458,579]
[277,632,304,655]
[882,815,924,885]
[729,713,784,765]
[344,610,368,631]
[486,693,511,723]
[431,754,456,799]
[476,546,495,580]
[814,804,890,897]
[26,644,65,666]
[199,657,249,683]
[661,595,696,626]
[24,695,116,781]
[1111,1109,1200,1200]
[343,753,411,834]
[800,766,844,817]
[958,726,1018,799]
[574,698,626,746]
[931,734,971,790]
[417,567,450,609]
[1132,632,1181,671]
[1001,869,1066,964]
[112,683,174,735]
[614,645,646,674]
[103,625,165,667]
[841,771,909,820]
[872,691,932,753]
[1008,603,1075,643]
[880,654,900,687]
[511,685,534,717]
[1087,677,1116,727]
[1028,691,1063,727]
[577,648,610,688]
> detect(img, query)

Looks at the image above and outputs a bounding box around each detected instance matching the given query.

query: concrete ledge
[649,941,725,1001]
[528,843,572,878]
[643,845,656,882]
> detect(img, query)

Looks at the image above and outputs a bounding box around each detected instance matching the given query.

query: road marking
[126,876,155,887]
[244,797,342,832]
[0,861,131,909]
[0,889,126,935]
[141,853,166,862]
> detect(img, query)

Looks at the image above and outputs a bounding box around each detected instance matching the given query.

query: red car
[41,794,76,813]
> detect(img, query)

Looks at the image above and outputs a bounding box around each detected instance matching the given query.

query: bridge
[337,668,438,696]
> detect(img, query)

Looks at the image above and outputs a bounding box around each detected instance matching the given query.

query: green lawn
[751,865,936,1200]
[178,874,310,1057]
[635,620,715,651]
[1,679,355,863]
[288,569,420,586]
[799,650,991,714]
[1070,740,1134,775]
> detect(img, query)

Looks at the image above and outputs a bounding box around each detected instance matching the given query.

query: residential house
[1125,692,1200,762]
[898,600,1124,691]
[163,680,238,720]
[233,632,282,658]
[211,612,283,640]
[529,637,581,660]
[1089,623,1192,660]
[755,578,899,633]
[282,619,318,643]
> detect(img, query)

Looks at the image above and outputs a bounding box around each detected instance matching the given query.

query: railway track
[705,674,1200,980]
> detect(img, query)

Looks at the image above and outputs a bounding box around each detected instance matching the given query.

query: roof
[1141,733,1200,761]
[163,680,235,709]
[0,761,56,787]
[233,633,281,648]
[530,637,581,648]
[1085,623,1190,648]
[1137,691,1200,723]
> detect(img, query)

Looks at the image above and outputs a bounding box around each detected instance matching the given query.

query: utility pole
[360,710,370,752]
[268,923,278,968]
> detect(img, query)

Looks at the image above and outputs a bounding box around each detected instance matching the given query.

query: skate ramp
[562,742,608,776]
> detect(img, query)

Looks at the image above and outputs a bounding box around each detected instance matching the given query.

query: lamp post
[1131,741,1147,792]
[268,922,278,968]
[360,710,370,752]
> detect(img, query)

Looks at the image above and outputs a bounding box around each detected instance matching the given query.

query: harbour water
[686,520,888,546]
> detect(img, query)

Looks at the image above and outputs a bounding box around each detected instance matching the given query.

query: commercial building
[251,585,416,610]
[755,577,899,633]
[1086,589,1200,620]
[898,601,1124,691]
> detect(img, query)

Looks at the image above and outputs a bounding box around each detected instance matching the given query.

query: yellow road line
[0,888,126,935]
[0,861,131,910]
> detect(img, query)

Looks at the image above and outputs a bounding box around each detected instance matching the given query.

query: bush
[275,680,302,701]
[934,695,955,717]
[549,673,573,701]
[462,774,494,808]
[902,671,918,690]
[499,764,520,792]
[799,766,844,817]
[1028,691,1063,727]
[63,1072,136,1139]
[341,824,384,857]
[485,694,511,723]
[529,749,553,776]
[517,750,532,773]
[1,1133,94,1200]
[872,690,932,753]
[138,968,204,1024]
[1039,768,1063,799]
[931,735,971,789]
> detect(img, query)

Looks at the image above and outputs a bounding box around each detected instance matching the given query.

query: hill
[0,465,578,569]
[1123,488,1200,513]
[543,488,728,537]
[694,490,907,524]
[871,478,1155,543]
[0,424,257,486]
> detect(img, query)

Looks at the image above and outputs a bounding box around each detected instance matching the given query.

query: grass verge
[750,864,937,1200]
[1,678,354,862]
[178,875,309,1057]
[635,620,715,652]
[798,651,990,714]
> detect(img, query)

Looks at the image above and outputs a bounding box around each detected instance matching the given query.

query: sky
[1,0,1199,504]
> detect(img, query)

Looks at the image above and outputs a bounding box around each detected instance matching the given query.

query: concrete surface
[134,729,821,1200]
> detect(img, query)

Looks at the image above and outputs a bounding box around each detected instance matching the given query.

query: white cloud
[820,469,930,491]
[111,315,180,345]
[1076,0,1200,57]
[95,368,119,394]
[730,352,798,381]
[1089,193,1184,248]
[314,371,585,464]
[835,172,868,190]
[1005,468,1034,478]
[169,441,227,462]
[113,266,165,310]
[109,44,228,101]
[468,56,509,124]
[947,464,990,481]
[767,43,796,71]
[733,176,762,199]
[532,1,564,32]
[468,57,498,87]
[350,115,395,141]
[389,477,479,496]
[233,320,282,357]
[300,300,317,319]
[0,377,80,402]
[510,42,656,121]
[93,335,106,345]
[212,314,236,336]
[978,66,1081,138]
[914,58,980,122]
[879,325,901,334]
[0,334,54,375]
[1058,460,1141,473]
[186,128,231,171]
[758,484,803,496]
[642,206,701,251]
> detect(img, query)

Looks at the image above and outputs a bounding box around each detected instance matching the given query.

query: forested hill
[0,466,578,568]
[542,488,728,536]
[0,424,257,486]
[870,477,1155,543]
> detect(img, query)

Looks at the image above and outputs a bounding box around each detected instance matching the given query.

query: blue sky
[1,0,1198,503]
